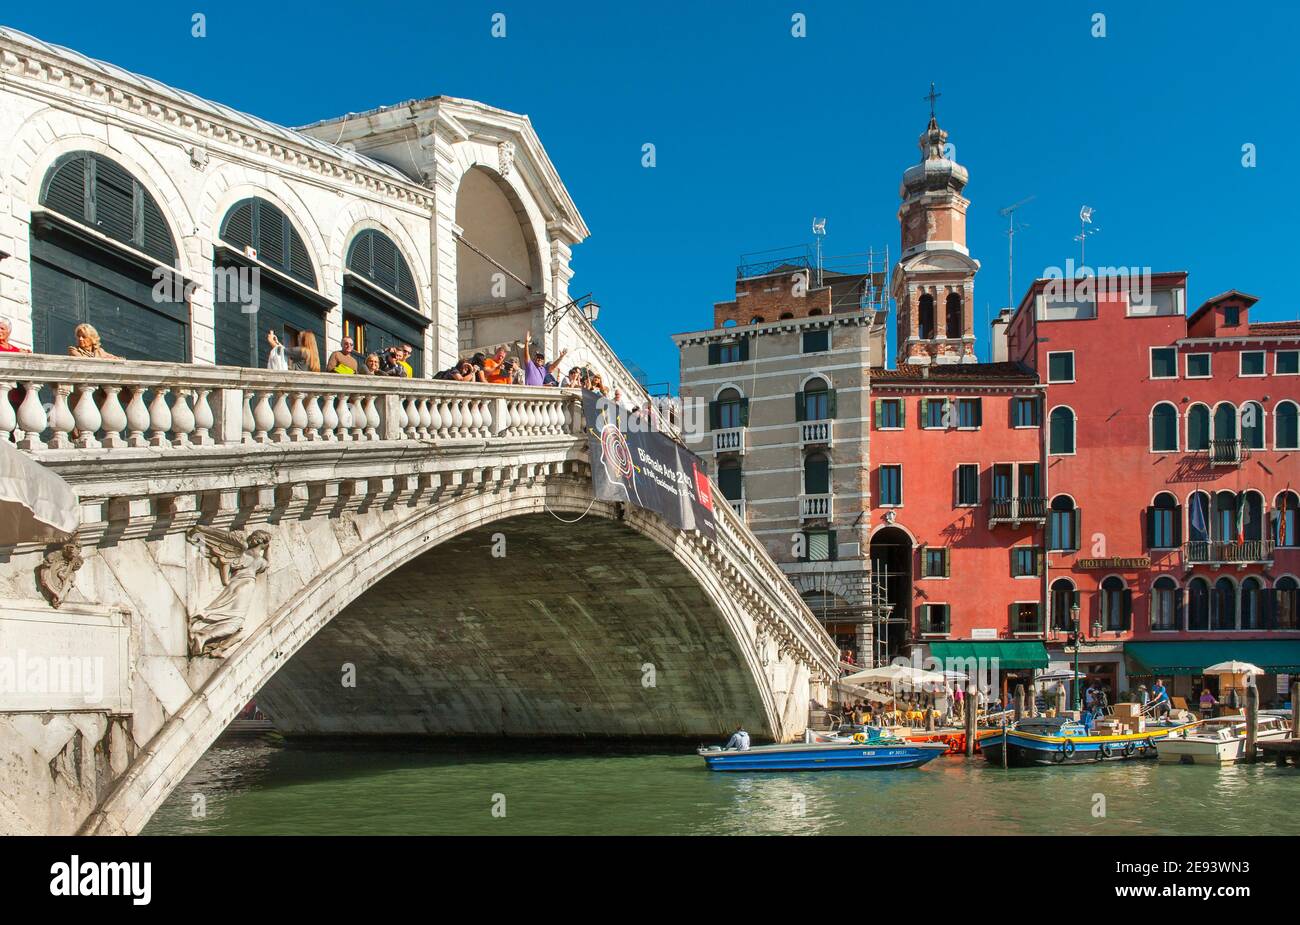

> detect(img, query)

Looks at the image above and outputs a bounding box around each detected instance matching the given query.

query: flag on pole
[1282,490,1290,546]
[1235,494,1246,544]
[1190,492,1207,540]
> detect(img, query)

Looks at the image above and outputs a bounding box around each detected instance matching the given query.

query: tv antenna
[998,195,1034,311]
[1074,205,1100,267]
[812,217,827,287]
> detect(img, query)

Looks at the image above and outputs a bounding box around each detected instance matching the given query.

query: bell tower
[892,86,979,366]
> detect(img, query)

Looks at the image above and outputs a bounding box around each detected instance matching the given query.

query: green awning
[928,641,1049,670]
[1126,640,1300,676]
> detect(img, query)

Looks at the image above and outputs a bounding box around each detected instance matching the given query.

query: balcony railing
[728,498,746,520]
[712,426,746,454]
[799,420,833,446]
[988,496,1048,528]
[1183,539,1274,566]
[1012,615,1044,635]
[800,493,833,520]
[1207,438,1247,466]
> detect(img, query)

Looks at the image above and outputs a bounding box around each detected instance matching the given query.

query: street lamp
[1070,602,1083,712]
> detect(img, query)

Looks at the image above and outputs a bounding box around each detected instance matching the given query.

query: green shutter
[708,344,721,365]
[795,391,806,422]
[942,546,951,577]
[874,398,882,427]
[899,400,906,427]
[708,400,720,429]
[826,388,837,418]
[43,154,88,224]
[1122,590,1133,631]
[739,397,750,427]
[1035,548,1045,576]
[920,398,929,424]
[829,531,838,562]
[738,335,750,362]
[919,544,929,577]
[1072,507,1082,551]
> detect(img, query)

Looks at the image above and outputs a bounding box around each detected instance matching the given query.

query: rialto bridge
[0,355,839,836]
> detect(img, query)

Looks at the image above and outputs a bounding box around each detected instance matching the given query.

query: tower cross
[924,82,941,119]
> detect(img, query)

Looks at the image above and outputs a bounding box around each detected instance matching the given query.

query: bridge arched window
[799,377,834,421]
[1212,576,1237,630]
[1275,400,1298,450]
[1048,496,1079,551]
[1241,401,1265,450]
[1187,403,1210,451]
[1151,402,1178,452]
[1240,576,1263,630]
[215,197,326,369]
[1100,576,1130,632]
[1276,491,1299,547]
[32,151,187,360]
[1049,406,1075,455]
[918,293,935,339]
[944,292,963,338]
[803,452,830,495]
[716,458,743,502]
[344,229,427,376]
[1151,576,1179,631]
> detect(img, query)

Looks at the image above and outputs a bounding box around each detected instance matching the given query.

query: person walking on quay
[724,724,750,751]
[1150,678,1170,717]
[68,323,122,360]
[326,335,362,374]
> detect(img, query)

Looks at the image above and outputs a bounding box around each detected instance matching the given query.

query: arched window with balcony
[945,292,963,338]
[31,151,187,360]
[1187,403,1210,451]
[1213,491,1238,543]
[1188,490,1211,543]
[1151,576,1180,631]
[803,452,831,495]
[798,377,834,421]
[1241,401,1265,450]
[1275,576,1299,630]
[1243,490,1264,543]
[712,387,746,430]
[1276,400,1299,450]
[1187,577,1211,631]
[918,293,935,339]
[1275,491,1299,548]
[1240,576,1263,629]
[1049,406,1075,455]
[1100,576,1131,632]
[1212,576,1237,630]
[1213,402,1237,442]
[1151,402,1179,452]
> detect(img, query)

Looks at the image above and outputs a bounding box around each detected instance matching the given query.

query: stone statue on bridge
[186,526,272,658]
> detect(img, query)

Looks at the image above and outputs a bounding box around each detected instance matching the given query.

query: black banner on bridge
[583,392,716,540]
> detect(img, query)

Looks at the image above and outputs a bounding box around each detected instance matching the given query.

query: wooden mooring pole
[964,684,978,758]
[1014,683,1025,722]
[1292,682,1299,740]
[1244,680,1259,764]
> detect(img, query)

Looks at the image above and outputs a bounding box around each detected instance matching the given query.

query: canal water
[143,737,1300,835]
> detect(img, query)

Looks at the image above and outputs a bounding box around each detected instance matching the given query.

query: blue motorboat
[698,731,948,772]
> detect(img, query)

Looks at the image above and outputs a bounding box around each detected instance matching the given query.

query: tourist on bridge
[68,323,121,360]
[363,353,382,375]
[724,725,750,751]
[0,318,29,354]
[266,329,320,372]
[326,336,363,374]
[522,329,567,386]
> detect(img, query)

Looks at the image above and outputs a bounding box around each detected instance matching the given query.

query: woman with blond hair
[266,329,320,372]
[68,323,122,360]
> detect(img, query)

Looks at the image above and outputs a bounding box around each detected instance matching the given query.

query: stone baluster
[349,395,366,440]
[404,396,420,438]
[335,394,353,441]
[241,393,255,444]
[170,389,195,447]
[364,396,380,440]
[419,398,434,438]
[15,384,48,450]
[469,399,485,437]
[320,393,339,441]
[71,384,103,449]
[288,392,307,441]
[124,387,149,447]
[46,383,75,449]
[271,392,292,443]
[97,385,127,448]
[0,381,16,443]
[147,388,173,448]
[192,389,214,446]
[478,398,493,437]
[251,391,275,444]
[305,393,324,441]
[436,398,452,438]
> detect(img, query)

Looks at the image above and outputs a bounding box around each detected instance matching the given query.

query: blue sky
[8,1,1295,387]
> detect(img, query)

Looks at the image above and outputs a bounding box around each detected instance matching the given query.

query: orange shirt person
[481,346,510,383]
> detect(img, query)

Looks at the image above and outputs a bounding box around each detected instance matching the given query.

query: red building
[1003,277,1300,703]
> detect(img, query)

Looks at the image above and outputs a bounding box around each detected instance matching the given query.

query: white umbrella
[0,440,79,544]
[1035,669,1086,684]
[1202,661,1264,676]
[842,664,946,686]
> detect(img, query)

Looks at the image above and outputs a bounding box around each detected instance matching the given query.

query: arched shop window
[31,151,188,360]
[343,229,427,376]
[214,197,328,369]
